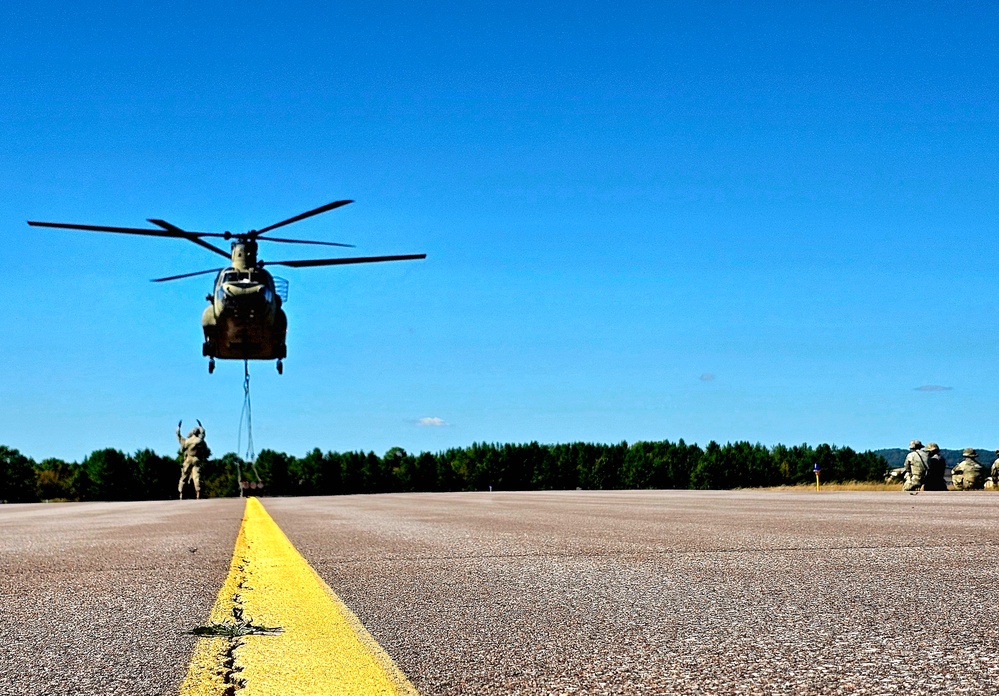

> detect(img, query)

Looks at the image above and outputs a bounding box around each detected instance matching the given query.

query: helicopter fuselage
[201,241,287,363]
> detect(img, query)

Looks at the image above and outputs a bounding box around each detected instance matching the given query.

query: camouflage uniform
[177,422,210,499]
[952,448,984,491]
[991,449,999,488]
[902,440,928,492]
[923,443,947,491]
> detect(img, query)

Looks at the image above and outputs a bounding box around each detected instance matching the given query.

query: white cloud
[915,385,952,392]
[417,416,449,427]
[699,373,716,382]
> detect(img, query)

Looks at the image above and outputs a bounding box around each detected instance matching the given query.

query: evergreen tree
[690,441,728,489]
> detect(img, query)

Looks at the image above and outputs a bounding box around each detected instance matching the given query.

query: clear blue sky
[3,1,998,462]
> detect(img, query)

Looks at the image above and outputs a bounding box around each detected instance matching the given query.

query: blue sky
[3,1,998,461]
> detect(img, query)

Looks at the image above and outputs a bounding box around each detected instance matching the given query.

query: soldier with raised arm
[177,420,210,499]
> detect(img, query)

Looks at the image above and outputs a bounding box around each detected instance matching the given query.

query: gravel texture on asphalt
[0,499,243,695]
[264,490,999,695]
[4,491,999,695]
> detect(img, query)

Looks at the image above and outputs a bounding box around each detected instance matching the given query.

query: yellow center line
[180,497,419,695]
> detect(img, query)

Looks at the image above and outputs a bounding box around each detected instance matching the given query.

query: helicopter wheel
[276,359,283,375]
[208,358,215,374]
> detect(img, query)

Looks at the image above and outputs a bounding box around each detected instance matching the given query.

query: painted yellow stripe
[180,497,418,695]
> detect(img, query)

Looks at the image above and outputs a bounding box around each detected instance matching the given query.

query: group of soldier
[901,439,999,492]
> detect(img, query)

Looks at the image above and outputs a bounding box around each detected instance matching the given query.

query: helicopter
[28,200,425,374]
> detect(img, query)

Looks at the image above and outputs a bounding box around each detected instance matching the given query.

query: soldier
[923,443,948,491]
[177,420,210,499]
[885,467,907,485]
[952,448,985,491]
[902,439,928,492]
[991,449,999,488]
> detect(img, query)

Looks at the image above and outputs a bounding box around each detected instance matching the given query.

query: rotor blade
[254,234,355,248]
[148,219,231,259]
[151,268,224,283]
[28,220,195,240]
[254,199,354,235]
[265,253,426,268]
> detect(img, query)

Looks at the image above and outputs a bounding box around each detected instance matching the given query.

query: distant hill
[875,448,997,469]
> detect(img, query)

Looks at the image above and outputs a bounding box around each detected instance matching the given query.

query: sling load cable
[236,359,263,496]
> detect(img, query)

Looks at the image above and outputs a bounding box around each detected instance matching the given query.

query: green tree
[254,449,295,496]
[690,441,729,489]
[200,453,243,498]
[291,448,326,495]
[80,449,138,501]
[410,451,440,491]
[338,451,367,495]
[359,451,392,493]
[383,447,412,491]
[35,457,74,501]
[621,441,656,489]
[133,449,178,499]
[0,446,38,503]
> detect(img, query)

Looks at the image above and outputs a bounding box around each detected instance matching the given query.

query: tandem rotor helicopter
[28,200,425,374]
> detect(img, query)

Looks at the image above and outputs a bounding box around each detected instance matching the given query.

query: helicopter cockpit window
[222,271,251,283]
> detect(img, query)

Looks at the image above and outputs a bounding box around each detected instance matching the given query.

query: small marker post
[813,463,821,491]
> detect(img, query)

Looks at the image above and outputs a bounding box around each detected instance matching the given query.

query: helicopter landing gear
[276,359,283,375]
[208,358,215,374]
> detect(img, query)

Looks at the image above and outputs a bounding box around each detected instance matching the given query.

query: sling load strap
[236,360,265,497]
[238,360,263,465]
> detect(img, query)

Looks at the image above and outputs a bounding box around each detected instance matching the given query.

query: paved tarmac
[3,491,999,694]
[0,499,243,695]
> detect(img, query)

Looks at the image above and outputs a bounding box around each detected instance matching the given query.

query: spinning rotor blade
[151,268,224,283]
[265,253,426,268]
[254,235,355,248]
[254,199,354,235]
[28,220,196,240]
[148,219,231,259]
[29,219,232,259]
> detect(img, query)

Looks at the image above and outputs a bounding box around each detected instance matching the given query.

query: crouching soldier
[177,420,210,499]
[902,440,928,492]
[885,467,907,485]
[952,448,985,491]
[989,449,999,489]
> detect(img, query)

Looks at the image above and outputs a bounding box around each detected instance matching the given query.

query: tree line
[0,440,890,503]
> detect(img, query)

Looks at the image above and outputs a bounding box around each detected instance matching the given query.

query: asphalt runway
[0,499,243,695]
[3,491,999,695]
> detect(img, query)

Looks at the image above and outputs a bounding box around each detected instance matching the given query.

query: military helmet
[925,442,940,452]
[963,447,977,457]
[909,439,923,450]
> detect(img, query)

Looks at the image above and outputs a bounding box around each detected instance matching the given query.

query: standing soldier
[177,420,210,499]
[923,443,948,491]
[952,448,985,490]
[990,449,999,489]
[902,440,928,492]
